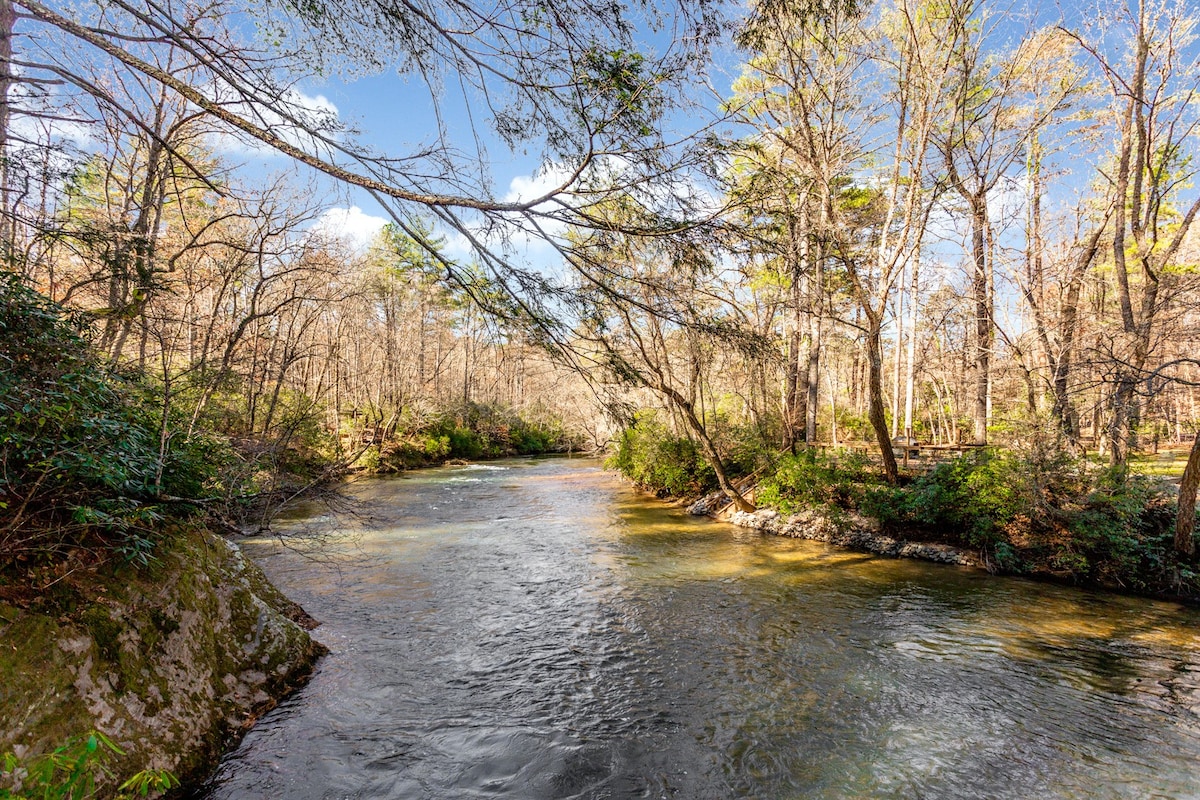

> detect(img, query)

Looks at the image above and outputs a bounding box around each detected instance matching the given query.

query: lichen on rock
[0,527,326,794]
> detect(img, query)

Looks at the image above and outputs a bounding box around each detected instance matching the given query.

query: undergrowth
[356,401,582,472]
[606,411,717,498]
[0,731,177,799]
[760,445,1194,594]
[0,273,228,569]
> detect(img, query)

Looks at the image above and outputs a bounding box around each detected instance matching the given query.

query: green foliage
[606,412,715,498]
[858,448,1180,585]
[756,449,879,514]
[1065,466,1175,585]
[871,449,1020,547]
[445,425,485,459]
[0,730,179,800]
[715,420,775,477]
[358,401,579,472]
[175,377,332,484]
[580,47,662,139]
[0,274,227,563]
[827,409,875,442]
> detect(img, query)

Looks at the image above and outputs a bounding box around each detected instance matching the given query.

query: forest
[3,0,1200,605]
[2,0,1200,795]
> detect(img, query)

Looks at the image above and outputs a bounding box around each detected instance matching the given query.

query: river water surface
[200,457,1200,799]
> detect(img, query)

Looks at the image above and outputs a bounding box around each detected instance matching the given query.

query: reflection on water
[199,457,1200,799]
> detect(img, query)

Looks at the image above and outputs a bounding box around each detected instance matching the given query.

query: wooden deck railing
[814,441,988,472]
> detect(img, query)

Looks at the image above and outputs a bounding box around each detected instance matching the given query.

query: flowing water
[199,457,1200,799]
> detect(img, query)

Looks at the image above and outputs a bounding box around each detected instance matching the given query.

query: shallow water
[199,457,1200,799]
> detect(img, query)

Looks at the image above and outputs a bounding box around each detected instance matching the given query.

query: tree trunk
[903,253,918,439]
[1051,218,1108,445]
[891,281,904,439]
[970,195,989,445]
[1109,375,1138,466]
[1175,429,1200,557]
[783,211,808,451]
[866,314,898,483]
[784,320,802,451]
[805,254,822,444]
[0,0,13,243]
[656,382,755,512]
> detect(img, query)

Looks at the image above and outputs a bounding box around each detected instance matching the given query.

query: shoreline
[680,489,1200,607]
[0,528,326,797]
[722,506,980,567]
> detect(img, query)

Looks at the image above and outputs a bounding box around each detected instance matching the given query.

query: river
[199,457,1200,799]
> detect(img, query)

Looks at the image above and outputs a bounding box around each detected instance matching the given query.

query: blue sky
[210,10,748,262]
[202,0,1198,300]
[219,71,550,258]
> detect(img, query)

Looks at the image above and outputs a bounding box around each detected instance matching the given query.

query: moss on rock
[0,527,326,795]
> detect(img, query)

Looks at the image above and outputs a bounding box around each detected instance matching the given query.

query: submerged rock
[0,528,326,793]
[727,507,979,567]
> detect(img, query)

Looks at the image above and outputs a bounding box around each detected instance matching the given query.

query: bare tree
[8,0,731,346]
[1065,0,1200,465]
[729,0,871,451]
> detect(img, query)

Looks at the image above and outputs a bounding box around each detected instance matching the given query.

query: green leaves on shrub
[358,401,578,472]
[0,274,227,562]
[0,730,178,800]
[606,412,715,497]
[860,449,1177,583]
[756,449,879,514]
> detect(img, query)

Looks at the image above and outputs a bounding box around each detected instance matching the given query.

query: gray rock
[727,505,978,568]
[0,529,326,792]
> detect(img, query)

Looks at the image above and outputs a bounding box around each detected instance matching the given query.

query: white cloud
[441,230,476,262]
[206,85,341,159]
[431,157,719,273]
[494,162,586,253]
[311,205,387,252]
[9,115,93,150]
[503,163,576,205]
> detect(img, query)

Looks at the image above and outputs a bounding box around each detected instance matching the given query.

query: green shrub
[421,434,453,460]
[857,447,1179,584]
[1065,466,1173,585]
[757,449,879,514]
[509,418,564,454]
[0,274,226,564]
[445,425,484,459]
[888,450,1009,546]
[868,449,1075,548]
[0,730,178,800]
[607,412,715,497]
[357,401,578,473]
[721,423,774,477]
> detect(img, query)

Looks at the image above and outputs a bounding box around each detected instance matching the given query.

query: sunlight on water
[203,457,1200,800]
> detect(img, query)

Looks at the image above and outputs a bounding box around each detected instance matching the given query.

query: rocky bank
[0,527,325,793]
[693,497,979,567]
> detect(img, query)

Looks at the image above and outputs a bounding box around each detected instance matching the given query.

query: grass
[1127,450,1190,479]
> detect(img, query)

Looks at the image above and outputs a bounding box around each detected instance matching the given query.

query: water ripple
[199,458,1200,800]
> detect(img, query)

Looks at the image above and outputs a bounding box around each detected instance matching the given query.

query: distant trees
[703,0,1199,484]
[1064,0,1200,466]
[3,0,1200,549]
[6,0,728,328]
[568,197,761,510]
[729,0,868,452]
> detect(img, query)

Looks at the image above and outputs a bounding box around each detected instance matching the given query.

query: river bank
[721,505,979,566]
[200,458,1200,799]
[0,526,325,796]
[609,416,1200,603]
[684,488,1200,605]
